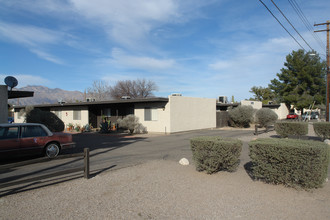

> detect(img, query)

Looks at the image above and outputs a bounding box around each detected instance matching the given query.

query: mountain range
[9,85,85,106]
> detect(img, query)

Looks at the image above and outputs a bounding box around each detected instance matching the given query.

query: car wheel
[45,143,60,158]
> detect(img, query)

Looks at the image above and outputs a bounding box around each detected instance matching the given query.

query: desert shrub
[249,138,329,189]
[275,121,308,138]
[190,136,242,174]
[26,108,64,132]
[313,122,330,141]
[117,114,142,134]
[229,105,254,128]
[255,108,278,128]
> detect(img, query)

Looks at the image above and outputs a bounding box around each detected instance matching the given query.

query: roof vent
[171,93,182,96]
[86,98,96,102]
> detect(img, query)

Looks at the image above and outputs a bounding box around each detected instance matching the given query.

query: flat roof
[216,103,239,107]
[13,97,169,109]
[8,90,34,99]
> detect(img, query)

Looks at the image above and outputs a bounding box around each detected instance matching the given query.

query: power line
[258,0,306,51]
[270,0,313,51]
[288,0,325,49]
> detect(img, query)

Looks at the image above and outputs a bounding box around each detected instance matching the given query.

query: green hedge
[190,136,242,174]
[313,122,330,140]
[249,138,329,189]
[275,121,308,138]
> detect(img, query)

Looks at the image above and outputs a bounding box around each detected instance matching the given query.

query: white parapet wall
[273,103,289,119]
[241,100,262,109]
[168,96,216,133]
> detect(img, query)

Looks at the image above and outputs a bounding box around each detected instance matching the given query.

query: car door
[20,125,49,155]
[0,126,20,155]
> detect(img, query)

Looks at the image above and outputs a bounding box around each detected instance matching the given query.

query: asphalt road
[0,128,255,195]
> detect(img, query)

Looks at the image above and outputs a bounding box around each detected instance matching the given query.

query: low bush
[117,114,142,134]
[229,105,254,128]
[313,122,330,141]
[275,121,308,138]
[249,138,329,189]
[255,108,278,128]
[26,108,64,132]
[190,136,242,174]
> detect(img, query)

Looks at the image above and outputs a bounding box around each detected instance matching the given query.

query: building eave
[13,97,169,109]
[8,90,34,99]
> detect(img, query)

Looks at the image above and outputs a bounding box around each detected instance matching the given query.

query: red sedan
[0,123,75,158]
[287,113,299,119]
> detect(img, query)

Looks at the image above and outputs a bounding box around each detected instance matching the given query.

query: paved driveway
[0,129,255,193]
[71,128,255,171]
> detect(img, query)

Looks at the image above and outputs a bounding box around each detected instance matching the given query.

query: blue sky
[0,0,329,101]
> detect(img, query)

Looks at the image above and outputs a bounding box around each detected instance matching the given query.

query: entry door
[20,125,48,155]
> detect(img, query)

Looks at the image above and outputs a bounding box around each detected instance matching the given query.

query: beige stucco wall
[50,106,89,128]
[13,106,89,128]
[272,103,289,119]
[14,110,25,123]
[134,102,170,133]
[169,96,216,133]
[135,96,216,134]
[241,100,262,109]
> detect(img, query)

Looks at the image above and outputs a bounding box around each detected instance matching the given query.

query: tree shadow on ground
[0,132,148,197]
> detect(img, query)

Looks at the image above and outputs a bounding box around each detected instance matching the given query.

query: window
[144,107,158,121]
[73,110,81,120]
[21,126,47,138]
[0,127,19,139]
[102,108,111,117]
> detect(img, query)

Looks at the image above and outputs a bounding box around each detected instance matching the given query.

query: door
[20,125,48,155]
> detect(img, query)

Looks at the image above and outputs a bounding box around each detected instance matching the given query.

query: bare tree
[86,80,111,101]
[110,79,158,99]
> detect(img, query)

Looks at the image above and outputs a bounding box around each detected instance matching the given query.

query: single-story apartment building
[14,95,216,134]
[13,94,289,133]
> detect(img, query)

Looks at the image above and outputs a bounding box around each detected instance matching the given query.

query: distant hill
[8,85,84,106]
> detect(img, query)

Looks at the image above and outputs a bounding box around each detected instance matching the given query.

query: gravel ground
[1,126,329,220]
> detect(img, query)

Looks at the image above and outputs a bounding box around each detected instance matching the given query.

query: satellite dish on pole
[4,76,18,91]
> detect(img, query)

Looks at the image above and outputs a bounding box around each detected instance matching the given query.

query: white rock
[324,139,330,145]
[179,158,189,166]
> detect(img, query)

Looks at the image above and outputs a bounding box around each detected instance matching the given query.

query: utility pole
[314,21,330,121]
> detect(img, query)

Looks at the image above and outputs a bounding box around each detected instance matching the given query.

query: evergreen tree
[249,86,275,104]
[269,49,326,111]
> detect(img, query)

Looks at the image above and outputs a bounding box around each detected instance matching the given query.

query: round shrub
[229,105,254,128]
[117,114,142,134]
[255,108,278,128]
[26,108,65,132]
